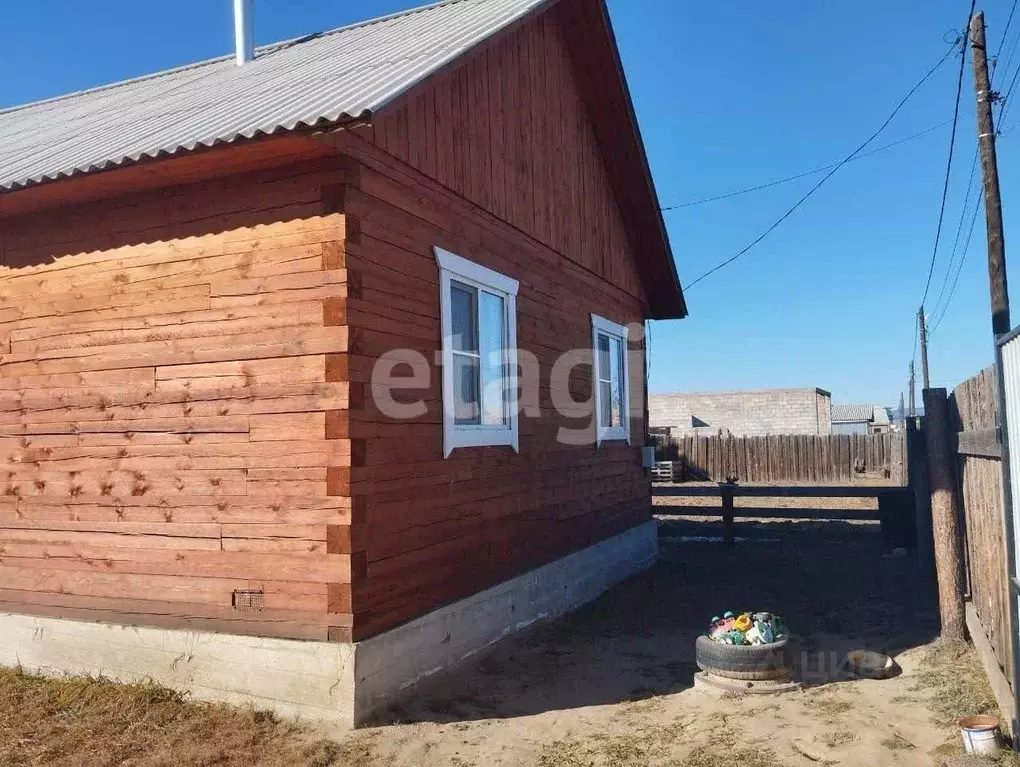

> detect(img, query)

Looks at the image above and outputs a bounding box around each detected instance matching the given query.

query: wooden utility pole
[909,361,917,417]
[919,308,931,389]
[971,12,1011,335]
[923,387,966,639]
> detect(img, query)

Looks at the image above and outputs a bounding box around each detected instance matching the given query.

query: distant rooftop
[831,404,888,424]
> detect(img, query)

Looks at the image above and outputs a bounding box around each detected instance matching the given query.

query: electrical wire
[929,149,979,323]
[919,0,974,309]
[683,37,963,291]
[999,57,1020,123]
[996,12,1020,125]
[994,0,1019,74]
[930,194,983,333]
[925,7,1014,337]
[660,121,952,212]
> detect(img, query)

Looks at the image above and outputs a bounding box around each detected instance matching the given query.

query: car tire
[695,634,792,681]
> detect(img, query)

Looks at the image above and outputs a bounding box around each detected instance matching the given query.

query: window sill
[445,427,519,457]
[597,428,631,446]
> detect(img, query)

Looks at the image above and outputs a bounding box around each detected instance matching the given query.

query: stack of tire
[695,634,793,682]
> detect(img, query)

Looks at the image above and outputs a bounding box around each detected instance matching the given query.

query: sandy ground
[330,501,996,766]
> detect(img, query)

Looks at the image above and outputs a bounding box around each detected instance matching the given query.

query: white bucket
[957,715,1001,755]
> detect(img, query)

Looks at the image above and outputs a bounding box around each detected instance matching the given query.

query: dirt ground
[0,495,1009,766]
[337,507,990,766]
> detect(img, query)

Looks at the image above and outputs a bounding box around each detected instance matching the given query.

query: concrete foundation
[354,519,658,719]
[0,520,658,727]
[0,611,360,725]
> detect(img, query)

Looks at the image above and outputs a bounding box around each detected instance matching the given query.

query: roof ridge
[0,0,472,118]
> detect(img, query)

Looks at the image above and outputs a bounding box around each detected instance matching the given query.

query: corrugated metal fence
[655,432,906,485]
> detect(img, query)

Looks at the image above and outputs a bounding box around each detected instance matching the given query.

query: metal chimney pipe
[234,0,255,65]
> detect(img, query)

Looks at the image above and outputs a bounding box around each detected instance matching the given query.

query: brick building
[649,388,832,437]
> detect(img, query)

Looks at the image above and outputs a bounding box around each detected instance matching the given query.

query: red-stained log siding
[371,9,646,305]
[338,125,651,640]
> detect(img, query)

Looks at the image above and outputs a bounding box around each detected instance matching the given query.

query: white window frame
[591,314,631,446]
[436,247,520,458]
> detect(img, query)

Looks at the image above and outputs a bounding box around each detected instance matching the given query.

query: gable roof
[0,0,685,319]
[831,404,882,423]
[0,0,546,191]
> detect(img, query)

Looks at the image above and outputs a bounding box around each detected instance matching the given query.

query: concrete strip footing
[0,613,359,726]
[354,519,659,720]
[0,520,658,727]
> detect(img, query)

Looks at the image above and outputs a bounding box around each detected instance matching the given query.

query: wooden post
[923,387,966,640]
[721,482,735,546]
[909,361,917,418]
[920,308,931,389]
[908,419,934,579]
[971,12,1011,336]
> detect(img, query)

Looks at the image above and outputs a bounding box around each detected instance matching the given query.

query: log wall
[0,0,662,644]
[337,126,651,639]
[371,5,645,301]
[0,154,353,641]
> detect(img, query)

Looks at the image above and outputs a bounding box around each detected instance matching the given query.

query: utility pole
[909,361,916,417]
[899,392,906,427]
[924,388,966,639]
[971,12,1011,335]
[919,307,931,389]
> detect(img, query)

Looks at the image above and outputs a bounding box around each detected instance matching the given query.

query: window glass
[450,282,477,353]
[436,247,520,457]
[591,315,630,444]
[479,290,507,426]
[453,354,480,424]
[609,335,624,428]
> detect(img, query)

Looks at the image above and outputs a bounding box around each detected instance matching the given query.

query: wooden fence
[658,432,907,485]
[952,366,1012,686]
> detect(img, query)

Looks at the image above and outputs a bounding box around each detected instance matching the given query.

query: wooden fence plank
[662,433,905,485]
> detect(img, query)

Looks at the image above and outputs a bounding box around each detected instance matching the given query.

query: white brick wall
[649,388,832,436]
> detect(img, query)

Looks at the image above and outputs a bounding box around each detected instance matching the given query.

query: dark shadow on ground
[371,515,940,726]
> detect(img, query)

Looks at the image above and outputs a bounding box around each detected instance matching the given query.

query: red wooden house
[0,0,686,725]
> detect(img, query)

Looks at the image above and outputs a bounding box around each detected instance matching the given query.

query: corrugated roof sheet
[831,404,881,423]
[0,0,548,192]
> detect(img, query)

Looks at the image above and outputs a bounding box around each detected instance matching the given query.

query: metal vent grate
[232,589,264,611]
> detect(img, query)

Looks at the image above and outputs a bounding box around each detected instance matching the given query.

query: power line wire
[660,121,952,211]
[684,37,963,291]
[931,194,983,332]
[919,0,974,309]
[926,6,1014,336]
[994,0,1019,73]
[930,149,979,322]
[1000,60,1020,122]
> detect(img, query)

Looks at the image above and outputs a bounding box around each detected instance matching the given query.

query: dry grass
[0,667,349,766]
[535,718,690,767]
[879,733,915,752]
[536,717,779,767]
[914,640,999,726]
[819,729,858,748]
[801,693,854,721]
[678,743,778,767]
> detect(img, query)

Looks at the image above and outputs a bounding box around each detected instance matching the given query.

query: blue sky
[2,0,1015,406]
